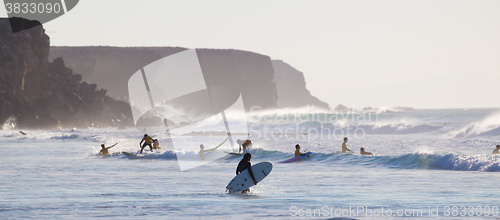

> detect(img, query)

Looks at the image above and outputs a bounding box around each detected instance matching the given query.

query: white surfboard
[226,162,273,193]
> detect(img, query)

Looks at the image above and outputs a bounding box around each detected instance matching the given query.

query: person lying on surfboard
[199,144,215,159]
[295,144,308,157]
[100,143,118,156]
[236,153,258,193]
[360,147,374,156]
[139,134,154,154]
[492,145,500,155]
[237,139,253,153]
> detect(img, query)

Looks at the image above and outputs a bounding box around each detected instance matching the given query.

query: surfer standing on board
[139,134,154,154]
[492,145,500,154]
[295,144,307,157]
[236,153,258,193]
[100,143,118,156]
[237,139,253,153]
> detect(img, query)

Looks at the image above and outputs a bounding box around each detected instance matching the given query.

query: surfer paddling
[295,144,307,157]
[360,147,374,156]
[139,134,154,154]
[492,145,500,155]
[100,143,118,156]
[236,153,258,193]
[237,139,253,153]
[19,131,27,135]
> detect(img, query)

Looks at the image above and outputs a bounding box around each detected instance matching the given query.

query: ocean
[1,108,500,219]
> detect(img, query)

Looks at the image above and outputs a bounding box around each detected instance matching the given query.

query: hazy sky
[2,0,499,109]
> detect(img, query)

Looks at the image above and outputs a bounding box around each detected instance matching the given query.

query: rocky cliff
[49,47,329,111]
[0,18,133,129]
[272,60,330,109]
[49,47,280,110]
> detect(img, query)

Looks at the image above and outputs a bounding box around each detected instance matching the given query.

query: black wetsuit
[236,160,256,182]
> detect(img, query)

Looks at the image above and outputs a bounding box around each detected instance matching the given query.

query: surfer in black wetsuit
[236,153,258,193]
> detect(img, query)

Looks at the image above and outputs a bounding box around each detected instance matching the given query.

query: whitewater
[1,108,500,219]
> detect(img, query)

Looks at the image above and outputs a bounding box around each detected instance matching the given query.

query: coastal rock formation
[334,104,352,113]
[0,18,133,129]
[49,47,279,109]
[49,48,329,111]
[272,60,330,109]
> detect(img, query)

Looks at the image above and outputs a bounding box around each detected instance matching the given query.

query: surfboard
[199,136,229,160]
[99,152,121,157]
[226,162,273,194]
[123,151,144,159]
[334,151,353,154]
[224,151,242,155]
[278,152,312,163]
[224,151,242,160]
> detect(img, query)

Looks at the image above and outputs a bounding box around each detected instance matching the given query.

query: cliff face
[0,18,133,129]
[272,60,330,109]
[49,47,279,110]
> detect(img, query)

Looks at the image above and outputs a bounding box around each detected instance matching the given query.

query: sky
[2,0,499,109]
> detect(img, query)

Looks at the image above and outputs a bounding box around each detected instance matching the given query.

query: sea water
[1,108,500,219]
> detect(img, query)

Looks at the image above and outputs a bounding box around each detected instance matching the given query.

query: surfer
[199,144,214,159]
[237,139,253,153]
[19,131,27,135]
[236,153,258,193]
[339,137,353,153]
[139,134,154,154]
[295,144,307,157]
[100,143,118,156]
[492,145,500,155]
[360,147,374,156]
[153,139,161,149]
